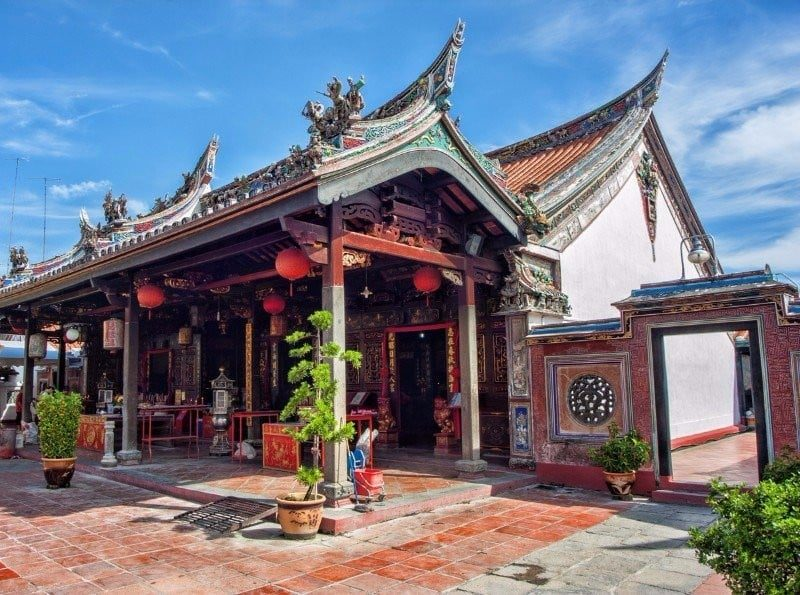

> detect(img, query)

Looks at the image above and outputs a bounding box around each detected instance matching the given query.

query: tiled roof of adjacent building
[487,51,668,197]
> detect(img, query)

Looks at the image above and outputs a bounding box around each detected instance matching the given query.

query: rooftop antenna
[29,176,61,261]
[5,156,28,275]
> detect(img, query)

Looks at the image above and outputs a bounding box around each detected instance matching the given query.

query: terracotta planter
[602,470,636,500]
[276,492,325,539]
[41,457,76,489]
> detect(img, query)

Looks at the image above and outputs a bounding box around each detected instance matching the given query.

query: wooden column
[455,261,488,476]
[21,315,34,424]
[56,331,66,391]
[321,202,353,500]
[117,280,141,465]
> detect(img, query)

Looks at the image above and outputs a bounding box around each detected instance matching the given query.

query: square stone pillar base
[320,480,354,505]
[455,458,488,479]
[116,449,142,466]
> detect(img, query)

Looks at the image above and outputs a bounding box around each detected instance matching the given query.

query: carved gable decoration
[636,151,659,259]
[496,249,571,316]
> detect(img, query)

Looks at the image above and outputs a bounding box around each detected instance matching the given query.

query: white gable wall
[559,163,688,321]
[556,149,737,442]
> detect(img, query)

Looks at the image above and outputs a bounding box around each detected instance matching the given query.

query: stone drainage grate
[174,496,277,534]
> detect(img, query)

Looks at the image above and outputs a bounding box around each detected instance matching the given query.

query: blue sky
[1,1,799,279]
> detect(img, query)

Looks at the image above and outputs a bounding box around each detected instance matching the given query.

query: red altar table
[261,413,376,471]
[262,422,303,471]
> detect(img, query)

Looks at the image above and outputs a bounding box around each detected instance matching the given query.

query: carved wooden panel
[493,334,508,384]
[346,342,360,386]
[363,340,383,385]
[480,412,509,451]
[476,334,487,383]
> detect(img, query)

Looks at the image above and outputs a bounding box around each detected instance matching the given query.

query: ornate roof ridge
[487,50,668,163]
[364,19,465,121]
[1,137,220,290]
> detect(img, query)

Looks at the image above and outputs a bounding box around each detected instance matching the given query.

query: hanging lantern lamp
[102,318,124,351]
[412,266,442,294]
[28,333,47,359]
[137,283,165,309]
[262,293,286,315]
[275,247,311,281]
[64,326,81,343]
[275,247,311,295]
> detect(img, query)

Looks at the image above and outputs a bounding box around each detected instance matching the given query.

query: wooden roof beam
[139,230,289,279]
[342,231,501,273]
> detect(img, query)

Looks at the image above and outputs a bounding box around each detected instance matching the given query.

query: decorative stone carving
[377,396,396,432]
[102,190,128,224]
[9,246,28,274]
[516,186,551,237]
[441,269,463,286]
[342,250,370,269]
[497,249,571,316]
[636,151,659,258]
[567,374,616,426]
[433,396,454,435]
[303,75,366,142]
[77,208,105,258]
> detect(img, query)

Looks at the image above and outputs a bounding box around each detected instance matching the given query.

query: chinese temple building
[3,22,796,497]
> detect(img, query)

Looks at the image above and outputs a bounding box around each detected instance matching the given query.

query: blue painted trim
[630,273,776,298]
[528,319,621,337]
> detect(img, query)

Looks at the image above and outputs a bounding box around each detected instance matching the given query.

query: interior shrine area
[3,163,520,475]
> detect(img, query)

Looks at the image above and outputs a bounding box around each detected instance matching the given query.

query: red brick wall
[529,302,800,486]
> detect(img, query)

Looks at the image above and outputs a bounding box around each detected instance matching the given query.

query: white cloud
[195,89,215,102]
[55,103,127,127]
[722,224,800,277]
[50,180,111,200]
[99,23,186,71]
[1,130,74,157]
[704,98,800,175]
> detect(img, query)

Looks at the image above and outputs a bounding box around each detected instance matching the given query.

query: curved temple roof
[488,51,669,197]
[0,20,526,302]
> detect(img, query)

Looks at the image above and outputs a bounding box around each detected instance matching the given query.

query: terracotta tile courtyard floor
[18,446,540,534]
[0,457,631,594]
[671,431,758,486]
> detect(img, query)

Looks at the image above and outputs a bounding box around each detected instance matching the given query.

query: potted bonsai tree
[588,422,651,500]
[37,390,82,489]
[277,310,361,539]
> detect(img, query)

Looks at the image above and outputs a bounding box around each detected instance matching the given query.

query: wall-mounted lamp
[680,233,718,279]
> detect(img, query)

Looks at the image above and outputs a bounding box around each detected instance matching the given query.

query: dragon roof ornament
[303,75,366,143]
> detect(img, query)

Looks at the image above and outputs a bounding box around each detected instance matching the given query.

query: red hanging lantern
[137,283,165,309]
[275,247,311,282]
[413,266,442,294]
[262,293,286,315]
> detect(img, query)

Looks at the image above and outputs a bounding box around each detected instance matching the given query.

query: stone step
[651,489,709,506]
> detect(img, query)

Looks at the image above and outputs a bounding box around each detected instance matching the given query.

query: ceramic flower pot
[276,492,325,539]
[41,457,76,489]
[602,470,636,500]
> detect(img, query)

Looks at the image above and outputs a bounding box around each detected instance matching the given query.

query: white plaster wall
[559,169,689,321]
[556,152,736,439]
[664,333,737,439]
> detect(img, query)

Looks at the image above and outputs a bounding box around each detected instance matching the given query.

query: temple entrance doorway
[395,328,447,448]
[652,321,769,487]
